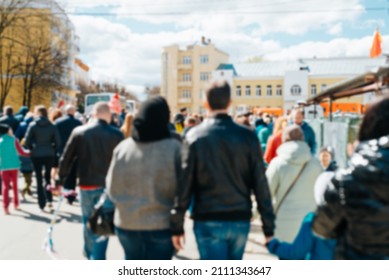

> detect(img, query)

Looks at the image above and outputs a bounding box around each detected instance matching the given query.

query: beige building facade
[161,37,229,115]
[161,39,386,116]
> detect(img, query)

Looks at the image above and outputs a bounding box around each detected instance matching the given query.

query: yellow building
[161,39,386,116]
[0,0,79,110]
[213,57,386,115]
[161,37,229,115]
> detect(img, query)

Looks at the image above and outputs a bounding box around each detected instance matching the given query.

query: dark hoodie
[15,106,29,123]
[313,135,389,259]
[24,117,61,158]
[132,96,171,143]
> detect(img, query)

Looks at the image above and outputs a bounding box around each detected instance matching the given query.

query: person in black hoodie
[25,105,61,211]
[313,96,389,260]
[0,106,20,133]
[54,105,82,204]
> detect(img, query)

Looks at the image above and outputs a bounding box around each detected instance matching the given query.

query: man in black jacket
[170,81,275,260]
[59,102,123,260]
[55,105,82,204]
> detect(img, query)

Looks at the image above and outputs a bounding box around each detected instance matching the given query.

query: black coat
[313,136,389,259]
[24,117,61,158]
[59,119,124,186]
[54,115,82,153]
[170,114,275,236]
[0,115,19,133]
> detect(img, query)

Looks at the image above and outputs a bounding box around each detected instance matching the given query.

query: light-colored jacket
[106,137,181,231]
[266,141,322,242]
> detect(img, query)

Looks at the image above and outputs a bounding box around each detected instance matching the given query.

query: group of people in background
[0,80,388,260]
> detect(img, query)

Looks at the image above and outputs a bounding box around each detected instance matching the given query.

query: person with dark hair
[183,116,196,136]
[54,105,82,204]
[170,80,275,260]
[313,97,389,259]
[318,146,338,172]
[0,106,20,133]
[59,102,124,260]
[24,105,61,211]
[266,125,322,243]
[291,109,317,154]
[107,97,180,260]
[15,106,29,123]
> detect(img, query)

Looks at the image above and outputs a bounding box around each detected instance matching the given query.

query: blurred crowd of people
[0,80,388,260]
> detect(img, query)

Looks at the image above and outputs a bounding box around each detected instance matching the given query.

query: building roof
[231,57,387,77]
[216,64,238,76]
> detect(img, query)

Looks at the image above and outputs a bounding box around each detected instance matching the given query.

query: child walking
[0,124,30,215]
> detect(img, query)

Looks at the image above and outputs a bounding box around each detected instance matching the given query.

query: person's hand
[172,234,185,251]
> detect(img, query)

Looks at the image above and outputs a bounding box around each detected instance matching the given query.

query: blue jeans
[194,220,250,260]
[80,188,114,260]
[115,227,174,260]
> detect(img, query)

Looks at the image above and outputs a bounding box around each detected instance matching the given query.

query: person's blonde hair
[273,117,288,136]
[120,113,134,138]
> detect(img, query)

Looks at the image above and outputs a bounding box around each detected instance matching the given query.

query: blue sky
[58,0,389,95]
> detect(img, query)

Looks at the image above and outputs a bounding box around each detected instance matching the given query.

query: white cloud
[61,0,386,98]
[264,35,389,61]
[328,23,343,36]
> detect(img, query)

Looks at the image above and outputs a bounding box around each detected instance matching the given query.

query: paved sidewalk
[0,177,276,260]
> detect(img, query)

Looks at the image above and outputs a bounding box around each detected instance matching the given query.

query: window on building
[236,86,242,97]
[321,84,327,92]
[199,90,205,100]
[183,56,192,64]
[311,84,317,96]
[183,73,191,81]
[290,84,302,96]
[255,85,261,96]
[200,72,209,81]
[245,86,251,96]
[276,85,282,96]
[182,90,191,99]
[200,55,209,64]
[266,85,272,96]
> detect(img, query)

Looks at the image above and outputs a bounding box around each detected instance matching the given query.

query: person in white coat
[266,125,322,243]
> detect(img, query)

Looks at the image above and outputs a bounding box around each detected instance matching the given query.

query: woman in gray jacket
[106,97,181,260]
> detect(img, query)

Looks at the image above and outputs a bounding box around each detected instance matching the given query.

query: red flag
[370,30,382,58]
[57,100,65,109]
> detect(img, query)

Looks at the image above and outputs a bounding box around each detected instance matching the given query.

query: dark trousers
[32,157,54,210]
[64,161,77,203]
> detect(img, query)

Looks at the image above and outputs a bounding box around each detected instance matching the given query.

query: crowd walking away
[0,81,388,260]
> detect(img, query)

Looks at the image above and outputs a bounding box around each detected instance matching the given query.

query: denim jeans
[194,220,250,260]
[115,227,174,260]
[80,188,114,260]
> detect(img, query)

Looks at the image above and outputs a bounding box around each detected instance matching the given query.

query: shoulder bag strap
[275,161,309,214]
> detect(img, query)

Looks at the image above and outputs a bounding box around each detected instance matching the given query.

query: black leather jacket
[313,136,389,259]
[25,117,61,158]
[59,119,124,186]
[170,114,275,236]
